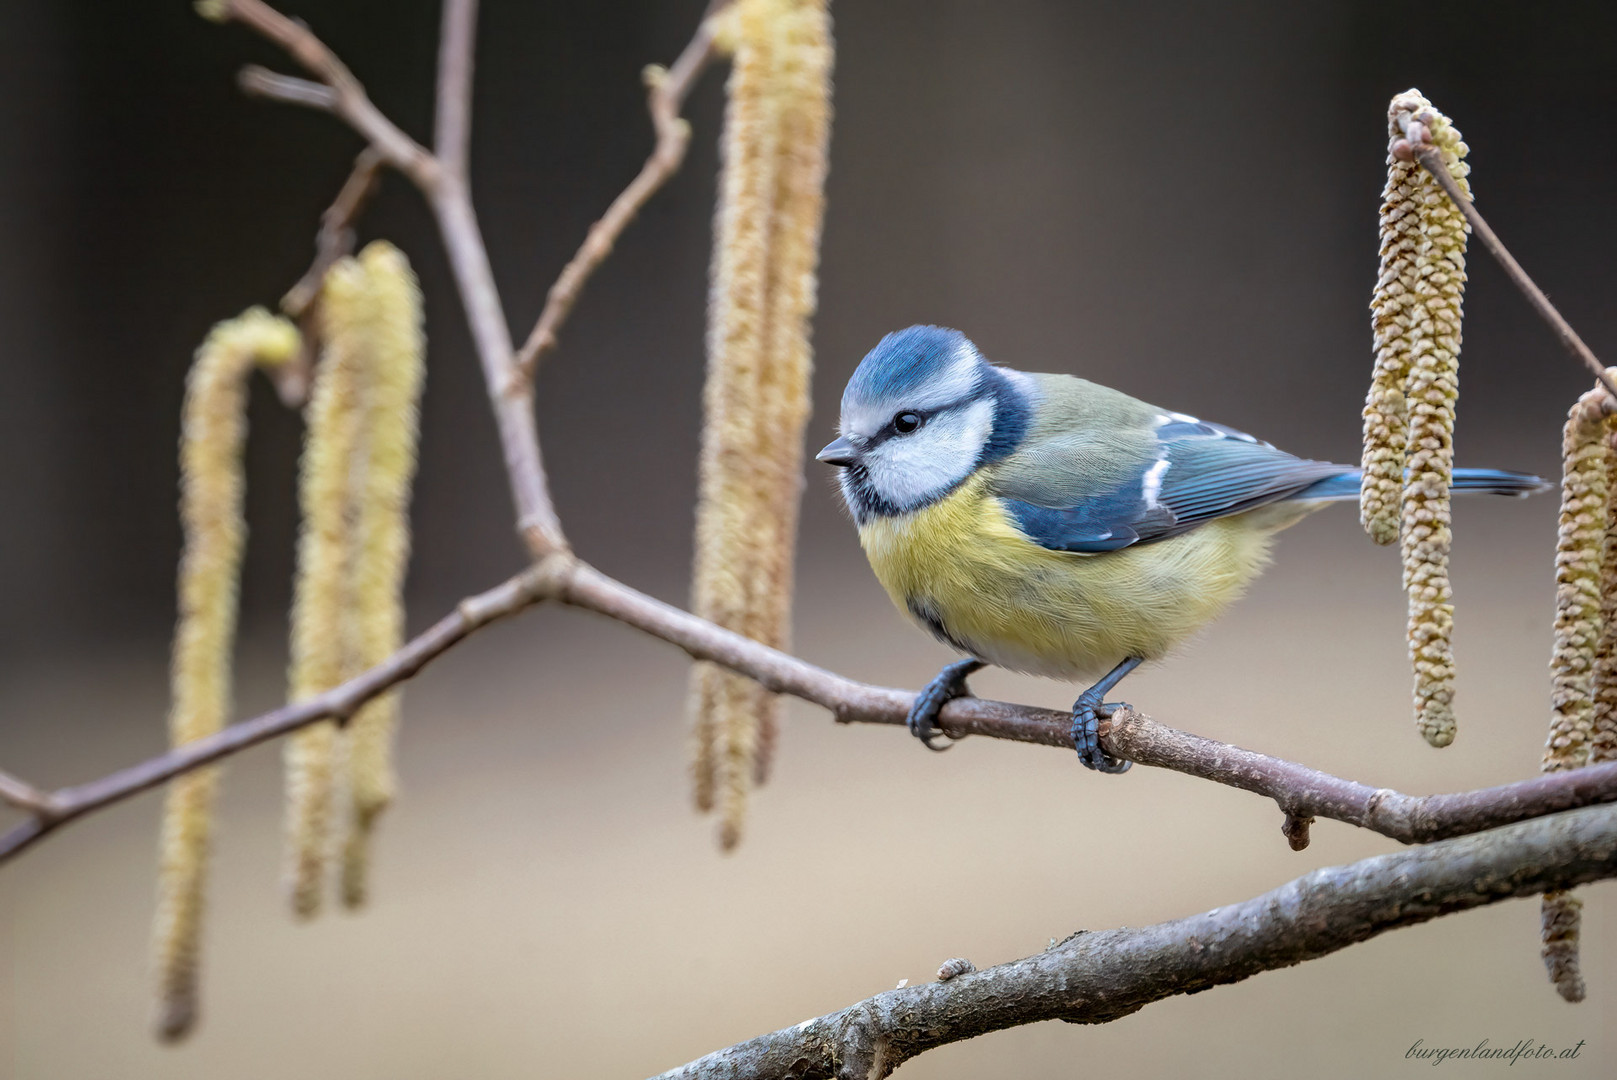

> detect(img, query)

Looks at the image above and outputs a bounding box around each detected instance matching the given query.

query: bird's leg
[907,658,986,751]
[1072,657,1142,773]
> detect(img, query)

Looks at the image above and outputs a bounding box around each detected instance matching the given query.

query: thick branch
[11,551,1617,867]
[649,804,1617,1079]
[512,3,727,380]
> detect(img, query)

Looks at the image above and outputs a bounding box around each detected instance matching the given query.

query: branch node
[1281,811,1315,851]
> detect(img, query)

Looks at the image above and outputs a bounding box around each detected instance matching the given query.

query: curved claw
[906,658,985,752]
[1071,696,1133,774]
[1068,657,1140,774]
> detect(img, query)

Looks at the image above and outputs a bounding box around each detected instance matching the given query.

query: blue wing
[996,415,1349,554]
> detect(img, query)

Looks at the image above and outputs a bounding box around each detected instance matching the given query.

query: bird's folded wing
[990,415,1348,553]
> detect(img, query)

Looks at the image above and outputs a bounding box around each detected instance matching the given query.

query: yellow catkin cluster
[283,242,424,917]
[153,309,300,1041]
[1361,90,1470,748]
[341,243,425,908]
[1588,423,1617,766]
[1541,384,1617,1003]
[1548,390,1609,772]
[689,0,833,850]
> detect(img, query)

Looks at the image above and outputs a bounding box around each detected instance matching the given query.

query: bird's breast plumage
[855,471,1285,680]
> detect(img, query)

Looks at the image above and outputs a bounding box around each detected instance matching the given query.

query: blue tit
[816,325,1547,772]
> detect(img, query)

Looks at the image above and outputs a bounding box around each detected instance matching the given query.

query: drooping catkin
[153,309,299,1041]
[1540,385,1615,1003]
[1589,423,1617,765]
[748,0,832,787]
[340,242,425,909]
[691,0,780,848]
[283,256,373,919]
[1362,102,1427,546]
[1547,389,1609,774]
[1361,90,1470,748]
[689,0,832,849]
[1540,890,1585,1003]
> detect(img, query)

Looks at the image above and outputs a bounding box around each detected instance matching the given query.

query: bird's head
[818,326,1029,521]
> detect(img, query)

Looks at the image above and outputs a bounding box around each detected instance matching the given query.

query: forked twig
[1394,117,1617,400]
[512,1,730,380]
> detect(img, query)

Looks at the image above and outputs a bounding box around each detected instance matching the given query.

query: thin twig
[0,562,559,865]
[434,0,479,183]
[10,551,1617,867]
[237,66,336,111]
[649,804,1617,1079]
[273,148,387,408]
[211,0,436,184]
[0,769,56,817]
[282,148,386,320]
[214,0,565,554]
[1398,133,1617,401]
[512,2,728,380]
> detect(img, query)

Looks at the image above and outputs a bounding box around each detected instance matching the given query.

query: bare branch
[270,147,388,407]
[649,804,1617,1079]
[512,3,728,380]
[0,769,55,817]
[1395,127,1617,400]
[0,562,557,865]
[1098,708,1617,844]
[211,0,565,554]
[12,551,1617,868]
[211,0,436,185]
[426,190,565,555]
[434,0,479,183]
[281,147,385,321]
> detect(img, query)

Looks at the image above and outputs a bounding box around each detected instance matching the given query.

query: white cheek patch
[864,398,995,510]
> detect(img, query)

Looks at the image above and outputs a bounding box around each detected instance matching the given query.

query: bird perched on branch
[817,325,1546,771]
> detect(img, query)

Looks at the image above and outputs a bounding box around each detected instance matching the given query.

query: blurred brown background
[2,1,1615,1076]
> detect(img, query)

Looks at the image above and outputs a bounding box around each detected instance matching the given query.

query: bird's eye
[893,412,923,434]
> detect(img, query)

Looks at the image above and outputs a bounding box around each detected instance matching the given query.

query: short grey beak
[816,436,859,467]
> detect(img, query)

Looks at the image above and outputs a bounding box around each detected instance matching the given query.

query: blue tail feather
[1295,467,1549,502]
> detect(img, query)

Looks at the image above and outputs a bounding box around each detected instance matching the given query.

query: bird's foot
[1071,697,1132,773]
[907,658,985,751]
[1070,656,1142,773]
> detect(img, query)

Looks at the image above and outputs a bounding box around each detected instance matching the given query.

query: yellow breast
[856,474,1287,680]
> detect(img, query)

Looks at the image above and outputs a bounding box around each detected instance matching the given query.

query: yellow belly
[857,475,1299,681]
